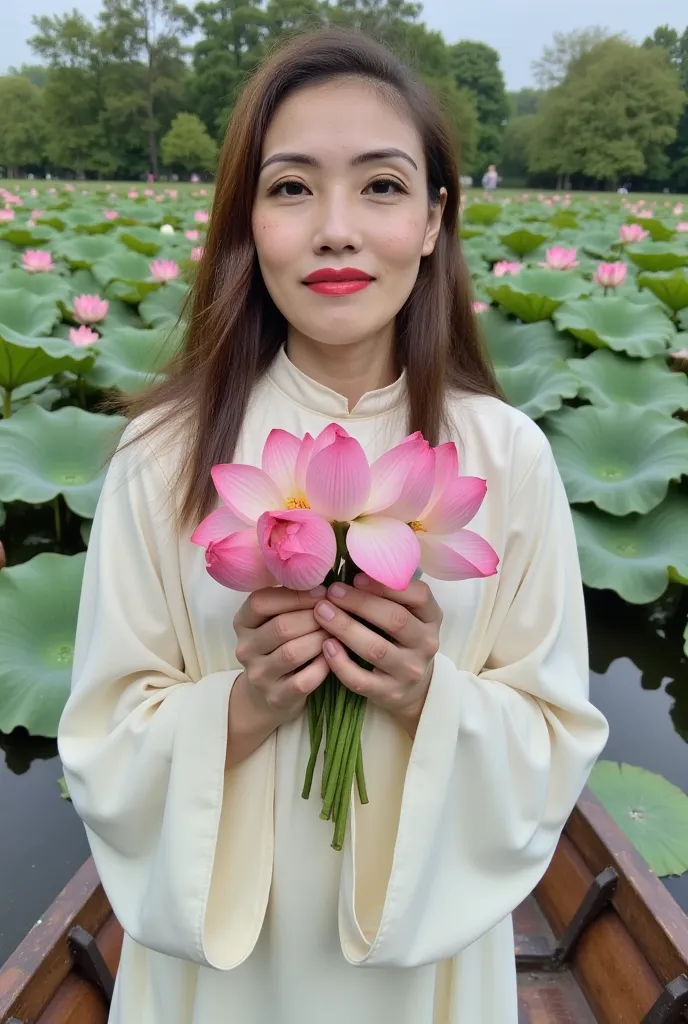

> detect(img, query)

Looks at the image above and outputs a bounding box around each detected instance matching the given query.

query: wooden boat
[1,788,687,1024]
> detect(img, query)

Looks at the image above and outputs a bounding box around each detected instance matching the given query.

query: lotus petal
[306,432,370,522]
[346,516,420,590]
[257,509,336,590]
[0,553,85,736]
[211,463,283,524]
[261,429,302,500]
[423,475,487,535]
[204,530,276,591]
[366,434,435,519]
[190,506,246,545]
[417,530,499,581]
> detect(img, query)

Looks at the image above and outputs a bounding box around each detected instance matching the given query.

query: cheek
[252,213,299,275]
[375,213,429,266]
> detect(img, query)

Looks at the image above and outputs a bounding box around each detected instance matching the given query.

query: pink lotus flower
[193,210,209,223]
[540,246,579,270]
[493,260,523,277]
[149,258,179,283]
[69,325,99,346]
[594,262,627,289]
[636,210,653,219]
[103,210,118,220]
[72,294,109,325]
[185,229,200,241]
[144,189,155,197]
[674,204,684,216]
[472,300,489,313]
[22,250,54,273]
[619,224,648,243]
[676,223,688,233]
[128,190,138,199]
[0,210,15,222]
[257,510,336,590]
[31,210,44,220]
[165,189,178,199]
[64,184,74,192]
[190,246,204,261]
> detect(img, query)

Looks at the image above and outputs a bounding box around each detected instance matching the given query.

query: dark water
[0,587,686,967]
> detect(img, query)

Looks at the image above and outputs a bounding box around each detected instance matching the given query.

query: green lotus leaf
[0,226,54,247]
[463,203,502,226]
[588,762,688,877]
[487,270,592,323]
[625,241,688,273]
[57,234,117,269]
[0,552,85,737]
[637,270,688,312]
[554,297,676,357]
[480,310,574,367]
[0,404,127,516]
[0,287,60,337]
[628,217,675,242]
[93,250,160,303]
[497,360,579,419]
[546,405,688,515]
[679,309,688,332]
[549,211,579,230]
[0,268,72,303]
[568,350,688,414]
[579,231,618,261]
[60,208,112,234]
[139,281,189,328]
[460,227,484,241]
[500,228,549,257]
[572,492,688,602]
[118,226,163,256]
[0,329,96,398]
[86,325,181,393]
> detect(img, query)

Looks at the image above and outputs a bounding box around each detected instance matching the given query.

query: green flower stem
[332,696,366,851]
[322,676,348,796]
[355,744,369,805]
[329,693,358,824]
[52,496,62,542]
[321,692,355,821]
[301,700,325,800]
[2,389,11,420]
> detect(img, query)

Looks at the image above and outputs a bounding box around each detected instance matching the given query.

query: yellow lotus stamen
[287,496,310,510]
[409,520,426,532]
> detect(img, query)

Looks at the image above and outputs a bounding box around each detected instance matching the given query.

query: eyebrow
[259,148,419,174]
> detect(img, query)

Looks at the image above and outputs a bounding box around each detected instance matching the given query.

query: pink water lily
[69,325,99,346]
[194,210,209,223]
[594,262,627,289]
[472,300,489,313]
[185,229,200,241]
[72,294,109,325]
[103,210,119,220]
[540,246,579,270]
[410,443,499,581]
[22,250,54,273]
[493,260,523,277]
[619,224,648,243]
[0,210,15,222]
[676,223,688,233]
[150,258,179,283]
[257,509,336,590]
[190,246,204,261]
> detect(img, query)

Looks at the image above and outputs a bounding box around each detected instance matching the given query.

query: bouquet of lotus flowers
[192,423,498,849]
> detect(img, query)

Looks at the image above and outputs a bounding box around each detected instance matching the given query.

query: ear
[421,187,448,257]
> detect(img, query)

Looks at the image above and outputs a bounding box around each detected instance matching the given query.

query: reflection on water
[586,585,688,912]
[0,585,686,966]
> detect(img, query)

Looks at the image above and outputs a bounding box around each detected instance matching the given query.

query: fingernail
[324,639,338,658]
[329,583,347,598]
[317,601,335,621]
[309,585,326,597]
[354,573,371,588]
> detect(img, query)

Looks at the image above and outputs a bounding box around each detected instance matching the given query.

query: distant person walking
[482,164,499,190]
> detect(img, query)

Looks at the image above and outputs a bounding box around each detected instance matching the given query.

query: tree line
[0,0,686,191]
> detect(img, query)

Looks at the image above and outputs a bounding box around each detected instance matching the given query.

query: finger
[285,653,330,698]
[235,584,327,629]
[324,582,426,649]
[352,574,442,624]
[322,639,391,700]
[252,609,321,656]
[261,628,331,684]
[314,601,420,682]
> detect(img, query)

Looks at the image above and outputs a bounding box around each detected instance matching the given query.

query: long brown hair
[123,28,500,528]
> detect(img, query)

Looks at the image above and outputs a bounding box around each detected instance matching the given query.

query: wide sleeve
[339,437,609,968]
[57,429,275,969]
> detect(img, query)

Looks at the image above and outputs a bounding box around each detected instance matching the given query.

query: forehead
[261,77,424,164]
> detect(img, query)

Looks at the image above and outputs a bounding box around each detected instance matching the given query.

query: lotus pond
[0,184,687,963]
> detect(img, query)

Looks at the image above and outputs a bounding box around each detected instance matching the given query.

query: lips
[303,267,374,296]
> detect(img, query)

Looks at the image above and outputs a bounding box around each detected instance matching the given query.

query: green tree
[507,88,541,118]
[7,65,48,88]
[531,26,616,88]
[161,111,218,171]
[643,26,688,189]
[448,41,508,171]
[0,77,46,175]
[500,114,536,182]
[529,38,685,188]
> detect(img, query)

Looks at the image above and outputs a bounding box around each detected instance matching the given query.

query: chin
[290,314,394,348]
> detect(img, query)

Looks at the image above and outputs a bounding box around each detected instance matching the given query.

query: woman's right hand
[233,585,331,726]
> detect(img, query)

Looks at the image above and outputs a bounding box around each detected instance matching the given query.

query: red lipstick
[303,267,374,296]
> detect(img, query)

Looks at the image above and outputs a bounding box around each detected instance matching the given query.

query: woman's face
[252,77,446,349]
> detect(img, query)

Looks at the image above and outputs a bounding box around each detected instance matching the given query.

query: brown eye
[268,180,310,197]
[366,178,406,196]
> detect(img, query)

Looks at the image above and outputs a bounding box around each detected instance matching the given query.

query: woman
[58,28,609,1024]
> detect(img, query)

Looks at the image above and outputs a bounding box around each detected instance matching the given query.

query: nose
[311,191,363,255]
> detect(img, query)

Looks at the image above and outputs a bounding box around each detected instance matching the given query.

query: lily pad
[500,228,549,257]
[626,241,688,273]
[118,226,163,256]
[568,350,688,414]
[0,552,85,736]
[588,762,688,877]
[0,226,54,247]
[93,250,160,303]
[480,311,575,367]
[0,269,72,303]
[579,231,618,261]
[488,270,592,323]
[544,405,688,515]
[86,325,182,393]
[0,404,127,516]
[463,203,502,226]
[637,270,688,312]
[0,330,95,395]
[627,217,675,243]
[139,281,189,328]
[0,287,60,337]
[57,234,116,269]
[497,360,579,419]
[572,492,688,602]
[554,297,676,357]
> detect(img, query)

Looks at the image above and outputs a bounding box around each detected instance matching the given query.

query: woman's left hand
[312,574,443,738]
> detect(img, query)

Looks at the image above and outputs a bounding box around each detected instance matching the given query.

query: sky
[2,0,687,89]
